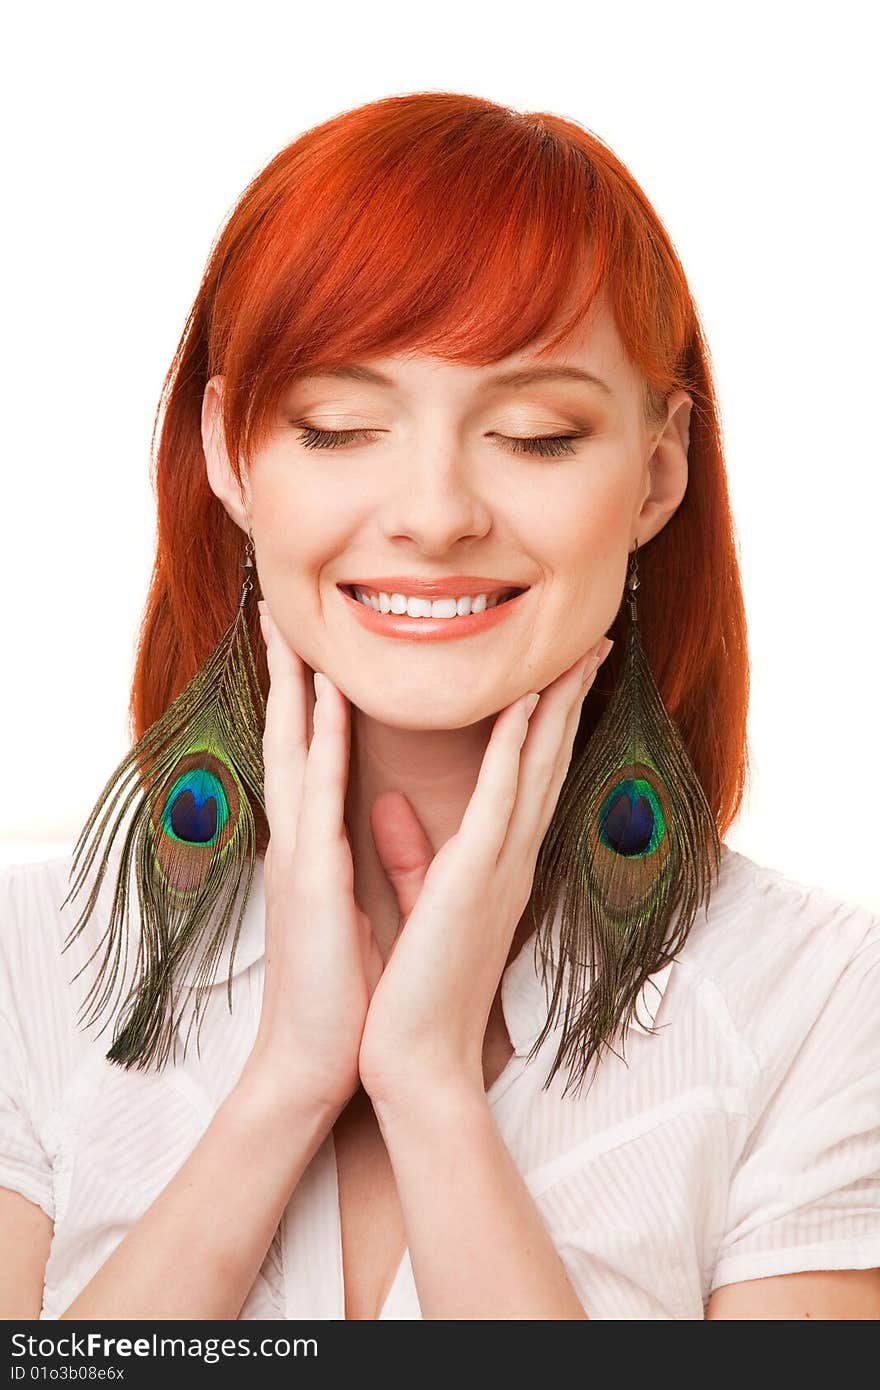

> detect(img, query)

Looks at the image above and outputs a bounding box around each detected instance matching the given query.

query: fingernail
[523,692,540,717]
[314,672,327,699]
[257,599,267,617]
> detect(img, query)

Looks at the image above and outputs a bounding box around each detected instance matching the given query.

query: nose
[378,442,493,553]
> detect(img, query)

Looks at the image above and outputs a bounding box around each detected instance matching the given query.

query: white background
[2,1,877,911]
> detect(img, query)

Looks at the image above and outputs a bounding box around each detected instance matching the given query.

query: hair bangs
[211,106,612,471]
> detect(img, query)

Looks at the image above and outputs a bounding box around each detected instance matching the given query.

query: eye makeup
[293,424,595,458]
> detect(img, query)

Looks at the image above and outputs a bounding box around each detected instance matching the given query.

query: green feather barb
[60,583,266,1074]
[529,550,722,1098]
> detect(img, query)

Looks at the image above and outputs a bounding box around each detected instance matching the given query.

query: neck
[342,709,537,968]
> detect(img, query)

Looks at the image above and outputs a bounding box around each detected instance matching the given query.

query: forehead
[297,292,639,398]
[516,288,631,379]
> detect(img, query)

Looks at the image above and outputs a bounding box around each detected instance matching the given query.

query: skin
[202,291,692,980]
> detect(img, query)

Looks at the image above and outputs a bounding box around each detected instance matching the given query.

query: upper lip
[339,576,529,598]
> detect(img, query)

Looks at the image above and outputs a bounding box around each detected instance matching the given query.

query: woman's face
[203,296,691,727]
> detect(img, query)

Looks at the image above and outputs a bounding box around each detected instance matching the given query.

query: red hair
[133,91,749,845]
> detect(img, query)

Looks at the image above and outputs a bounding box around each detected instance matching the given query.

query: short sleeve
[0,1007,55,1220]
[0,864,57,1222]
[710,923,880,1292]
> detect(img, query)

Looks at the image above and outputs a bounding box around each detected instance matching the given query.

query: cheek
[248,459,353,582]
[511,471,634,674]
[532,471,633,596]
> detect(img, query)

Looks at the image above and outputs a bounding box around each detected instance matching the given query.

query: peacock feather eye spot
[161,768,230,846]
[170,787,217,843]
[149,749,245,899]
[599,777,664,858]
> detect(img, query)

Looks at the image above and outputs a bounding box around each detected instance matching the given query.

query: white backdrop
[3,0,877,912]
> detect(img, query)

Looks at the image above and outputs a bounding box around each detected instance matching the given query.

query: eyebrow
[301,362,614,397]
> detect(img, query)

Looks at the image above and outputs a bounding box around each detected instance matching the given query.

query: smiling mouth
[340,584,526,615]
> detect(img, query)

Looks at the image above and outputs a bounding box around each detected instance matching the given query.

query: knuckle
[529,750,558,785]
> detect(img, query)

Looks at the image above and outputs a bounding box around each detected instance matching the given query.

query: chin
[350,700,496,732]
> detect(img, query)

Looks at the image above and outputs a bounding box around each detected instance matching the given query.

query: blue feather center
[599,777,664,857]
[161,768,230,845]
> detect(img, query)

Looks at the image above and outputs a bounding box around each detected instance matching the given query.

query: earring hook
[625,539,640,624]
[238,530,257,610]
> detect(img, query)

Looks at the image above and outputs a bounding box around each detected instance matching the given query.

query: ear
[201,374,252,531]
[634,388,691,545]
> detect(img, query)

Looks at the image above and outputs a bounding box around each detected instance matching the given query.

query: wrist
[369,1072,490,1130]
[232,1065,347,1132]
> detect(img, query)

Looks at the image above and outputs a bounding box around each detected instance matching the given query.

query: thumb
[369,789,434,928]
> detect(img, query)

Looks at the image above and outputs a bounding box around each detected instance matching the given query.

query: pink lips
[339,575,526,598]
[338,584,530,642]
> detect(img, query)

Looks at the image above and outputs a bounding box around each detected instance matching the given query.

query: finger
[455,693,536,867]
[294,670,351,852]
[258,602,309,849]
[502,638,612,864]
[369,790,434,924]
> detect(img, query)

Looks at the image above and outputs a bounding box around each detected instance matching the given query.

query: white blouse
[1,840,879,1320]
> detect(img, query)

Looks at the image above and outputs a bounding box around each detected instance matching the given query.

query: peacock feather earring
[60,530,267,1074]
[531,539,722,1094]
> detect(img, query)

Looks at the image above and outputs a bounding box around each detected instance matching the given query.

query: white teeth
[429,597,458,619]
[351,587,513,617]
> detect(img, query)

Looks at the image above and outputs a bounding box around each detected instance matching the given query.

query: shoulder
[0,844,131,997]
[671,844,880,1080]
[0,854,76,989]
[0,852,109,1106]
[682,844,880,995]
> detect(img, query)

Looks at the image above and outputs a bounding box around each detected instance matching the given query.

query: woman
[1,91,879,1322]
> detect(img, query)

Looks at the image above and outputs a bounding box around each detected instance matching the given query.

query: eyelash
[294,426,592,458]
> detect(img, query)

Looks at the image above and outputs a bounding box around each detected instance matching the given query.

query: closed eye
[294,426,593,458]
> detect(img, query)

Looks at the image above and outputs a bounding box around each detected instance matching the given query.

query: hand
[240,601,425,1117]
[356,636,615,1107]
